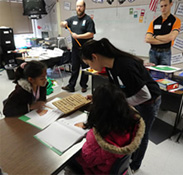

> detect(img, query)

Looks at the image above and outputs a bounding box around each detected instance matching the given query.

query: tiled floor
[0,65,183,175]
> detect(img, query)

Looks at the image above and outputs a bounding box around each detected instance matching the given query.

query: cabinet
[0,28,16,65]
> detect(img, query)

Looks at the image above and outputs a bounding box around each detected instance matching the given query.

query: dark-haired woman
[3,61,47,117]
[80,38,161,172]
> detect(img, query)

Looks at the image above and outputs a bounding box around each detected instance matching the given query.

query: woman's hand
[86,95,93,101]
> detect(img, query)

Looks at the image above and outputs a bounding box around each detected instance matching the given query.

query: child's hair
[14,61,47,83]
[81,38,143,64]
[160,0,172,3]
[85,83,140,137]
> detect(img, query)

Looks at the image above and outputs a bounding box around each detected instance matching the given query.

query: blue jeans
[130,96,161,170]
[149,49,171,66]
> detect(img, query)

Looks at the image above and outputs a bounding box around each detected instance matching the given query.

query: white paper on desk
[25,98,64,129]
[146,65,182,73]
[35,111,88,154]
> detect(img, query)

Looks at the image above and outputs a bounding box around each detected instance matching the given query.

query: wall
[59,0,183,62]
[33,0,58,38]
[0,2,32,34]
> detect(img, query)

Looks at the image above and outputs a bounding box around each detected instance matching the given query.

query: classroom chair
[52,50,72,79]
[110,154,132,175]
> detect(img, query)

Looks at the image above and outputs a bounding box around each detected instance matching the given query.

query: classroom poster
[171,53,183,65]
[173,37,183,51]
[64,1,71,11]
[175,3,183,16]
[180,22,183,33]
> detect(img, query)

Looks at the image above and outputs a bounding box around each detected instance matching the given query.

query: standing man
[60,0,96,92]
[145,0,181,66]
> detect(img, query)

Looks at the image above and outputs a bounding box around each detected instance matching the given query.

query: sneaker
[62,85,75,92]
[131,168,139,174]
[81,87,87,93]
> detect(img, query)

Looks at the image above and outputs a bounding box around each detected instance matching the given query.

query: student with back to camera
[80,38,161,173]
[70,83,145,175]
[3,61,47,117]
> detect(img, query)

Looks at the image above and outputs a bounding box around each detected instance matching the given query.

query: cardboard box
[155,79,179,91]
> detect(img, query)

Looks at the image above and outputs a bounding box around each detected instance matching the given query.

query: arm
[71,32,94,40]
[155,30,179,42]
[145,33,168,45]
[127,85,151,106]
[3,92,30,117]
[60,21,68,28]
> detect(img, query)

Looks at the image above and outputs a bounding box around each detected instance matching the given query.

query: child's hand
[30,101,46,110]
[86,95,93,101]
[74,122,85,128]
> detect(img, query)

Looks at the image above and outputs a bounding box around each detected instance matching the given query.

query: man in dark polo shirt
[145,0,181,66]
[60,0,96,92]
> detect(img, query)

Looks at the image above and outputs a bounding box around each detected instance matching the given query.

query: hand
[60,21,68,28]
[72,32,78,39]
[144,62,156,67]
[86,95,93,101]
[30,101,46,110]
[74,122,85,128]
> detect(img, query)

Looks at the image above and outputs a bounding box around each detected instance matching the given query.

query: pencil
[66,24,81,47]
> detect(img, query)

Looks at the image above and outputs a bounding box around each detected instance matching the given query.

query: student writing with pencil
[60,0,96,93]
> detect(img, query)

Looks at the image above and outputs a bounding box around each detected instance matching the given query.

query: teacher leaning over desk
[81,38,161,173]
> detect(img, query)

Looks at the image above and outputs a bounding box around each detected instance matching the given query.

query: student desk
[0,92,85,175]
[160,88,183,137]
[16,55,62,68]
[15,48,71,69]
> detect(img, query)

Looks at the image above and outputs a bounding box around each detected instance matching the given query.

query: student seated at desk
[70,84,145,175]
[3,61,47,117]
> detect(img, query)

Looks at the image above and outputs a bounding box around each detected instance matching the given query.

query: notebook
[34,111,88,155]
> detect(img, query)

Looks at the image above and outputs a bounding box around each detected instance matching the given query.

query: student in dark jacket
[3,61,47,117]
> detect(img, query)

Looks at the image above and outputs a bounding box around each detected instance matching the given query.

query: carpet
[149,118,179,145]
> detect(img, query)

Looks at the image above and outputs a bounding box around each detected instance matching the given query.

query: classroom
[0,0,183,175]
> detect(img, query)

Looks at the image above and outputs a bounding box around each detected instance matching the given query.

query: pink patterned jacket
[77,114,145,175]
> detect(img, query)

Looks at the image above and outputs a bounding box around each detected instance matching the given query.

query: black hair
[81,38,143,64]
[14,61,47,83]
[160,0,172,3]
[85,83,140,137]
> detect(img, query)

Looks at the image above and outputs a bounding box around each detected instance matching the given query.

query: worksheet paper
[19,98,64,129]
[34,111,88,155]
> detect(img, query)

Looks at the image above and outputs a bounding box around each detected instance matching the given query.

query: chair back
[110,154,131,175]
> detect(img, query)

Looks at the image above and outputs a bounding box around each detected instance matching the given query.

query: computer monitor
[41,31,49,39]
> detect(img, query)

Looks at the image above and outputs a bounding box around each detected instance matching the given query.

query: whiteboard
[86,5,158,57]
[72,4,175,57]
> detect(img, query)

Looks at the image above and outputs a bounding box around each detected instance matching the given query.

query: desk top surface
[0,92,77,175]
